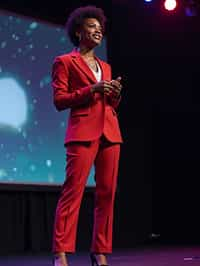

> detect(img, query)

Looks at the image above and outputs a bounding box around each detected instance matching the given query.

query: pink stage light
[164,0,177,11]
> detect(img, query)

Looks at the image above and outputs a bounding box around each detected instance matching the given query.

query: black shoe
[90,253,109,266]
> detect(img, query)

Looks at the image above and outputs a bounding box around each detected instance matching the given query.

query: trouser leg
[91,138,120,253]
[53,141,99,253]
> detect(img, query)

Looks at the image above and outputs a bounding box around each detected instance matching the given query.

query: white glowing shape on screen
[0,78,27,128]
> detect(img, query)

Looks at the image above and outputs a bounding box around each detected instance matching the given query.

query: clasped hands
[91,77,122,98]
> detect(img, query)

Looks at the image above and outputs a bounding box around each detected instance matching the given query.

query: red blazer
[52,49,123,145]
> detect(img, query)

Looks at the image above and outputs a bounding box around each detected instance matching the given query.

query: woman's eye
[88,24,102,31]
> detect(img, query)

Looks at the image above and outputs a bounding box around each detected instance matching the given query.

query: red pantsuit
[52,49,123,254]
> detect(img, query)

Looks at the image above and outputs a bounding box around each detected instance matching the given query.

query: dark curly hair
[66,5,107,47]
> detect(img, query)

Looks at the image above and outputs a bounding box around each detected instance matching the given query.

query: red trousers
[52,135,120,254]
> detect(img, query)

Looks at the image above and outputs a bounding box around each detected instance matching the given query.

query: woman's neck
[77,45,95,59]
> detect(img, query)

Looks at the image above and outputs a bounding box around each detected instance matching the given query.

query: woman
[52,5,123,266]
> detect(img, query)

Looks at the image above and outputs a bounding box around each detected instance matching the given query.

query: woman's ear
[75,31,81,42]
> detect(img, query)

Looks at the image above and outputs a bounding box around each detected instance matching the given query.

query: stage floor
[1,246,200,266]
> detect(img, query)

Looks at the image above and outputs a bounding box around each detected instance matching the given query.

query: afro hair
[66,5,107,47]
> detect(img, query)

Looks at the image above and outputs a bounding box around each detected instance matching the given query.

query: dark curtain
[0,185,96,254]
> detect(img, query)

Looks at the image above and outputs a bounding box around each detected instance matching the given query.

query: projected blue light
[0,10,106,185]
[0,78,27,129]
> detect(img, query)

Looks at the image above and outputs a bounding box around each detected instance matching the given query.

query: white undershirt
[90,61,102,82]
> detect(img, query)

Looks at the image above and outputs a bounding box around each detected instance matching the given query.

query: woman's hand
[91,77,122,98]
[91,80,114,94]
[110,76,122,98]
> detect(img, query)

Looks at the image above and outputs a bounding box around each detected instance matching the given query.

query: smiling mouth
[93,34,102,40]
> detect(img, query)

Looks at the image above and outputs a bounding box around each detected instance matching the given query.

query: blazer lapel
[70,50,97,83]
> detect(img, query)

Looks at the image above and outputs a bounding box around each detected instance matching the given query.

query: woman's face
[78,18,103,48]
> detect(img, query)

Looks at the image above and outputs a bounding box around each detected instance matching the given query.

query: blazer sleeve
[52,56,93,111]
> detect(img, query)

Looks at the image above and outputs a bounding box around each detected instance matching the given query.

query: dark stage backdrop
[112,0,200,245]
